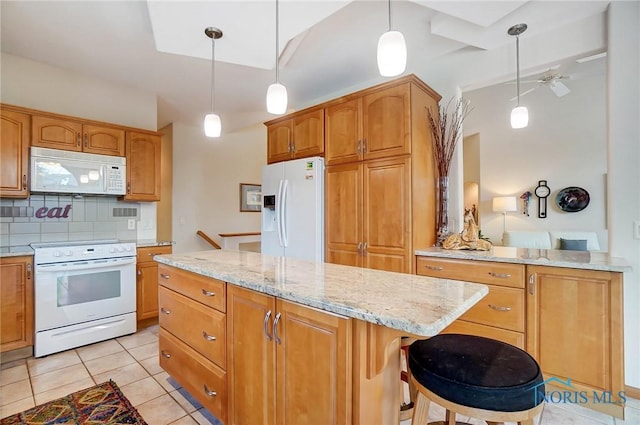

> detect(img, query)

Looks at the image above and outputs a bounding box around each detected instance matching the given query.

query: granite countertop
[154,250,489,337]
[415,246,631,272]
[0,245,34,258]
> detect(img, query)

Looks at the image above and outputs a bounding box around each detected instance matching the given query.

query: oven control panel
[33,241,136,265]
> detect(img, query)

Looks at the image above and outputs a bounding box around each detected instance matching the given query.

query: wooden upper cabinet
[325,98,362,165]
[83,124,125,156]
[0,109,30,198]
[124,132,161,201]
[266,108,324,164]
[32,115,124,156]
[362,83,411,161]
[267,121,293,164]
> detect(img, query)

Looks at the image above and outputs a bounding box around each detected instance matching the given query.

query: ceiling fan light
[266,82,288,115]
[377,30,406,77]
[511,106,529,129]
[204,113,221,137]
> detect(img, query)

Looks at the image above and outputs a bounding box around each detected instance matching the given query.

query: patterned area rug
[1,380,148,425]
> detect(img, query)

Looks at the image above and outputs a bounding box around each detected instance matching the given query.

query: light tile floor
[1,325,639,425]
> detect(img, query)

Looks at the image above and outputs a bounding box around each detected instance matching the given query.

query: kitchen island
[154,249,488,425]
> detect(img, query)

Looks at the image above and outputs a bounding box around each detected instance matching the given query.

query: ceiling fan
[509,71,572,100]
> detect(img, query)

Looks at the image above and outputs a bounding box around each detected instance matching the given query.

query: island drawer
[415,257,525,288]
[159,286,226,369]
[137,245,172,264]
[159,328,227,424]
[441,319,525,349]
[458,285,524,332]
[158,264,226,312]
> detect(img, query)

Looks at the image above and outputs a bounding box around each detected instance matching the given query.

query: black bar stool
[408,334,545,425]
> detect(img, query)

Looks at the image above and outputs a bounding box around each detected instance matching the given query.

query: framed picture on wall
[240,183,262,212]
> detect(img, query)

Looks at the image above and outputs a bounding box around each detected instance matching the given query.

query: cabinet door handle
[528,274,535,295]
[137,269,142,276]
[357,242,362,255]
[488,304,512,312]
[202,331,216,341]
[160,307,171,315]
[127,182,131,194]
[201,289,216,297]
[77,132,81,146]
[273,312,282,345]
[22,174,27,190]
[356,140,362,154]
[161,350,171,358]
[291,141,296,153]
[203,384,217,397]
[26,263,32,280]
[362,242,368,256]
[84,133,88,148]
[160,273,170,279]
[263,310,273,341]
[489,272,511,278]
[362,138,367,153]
[424,265,444,271]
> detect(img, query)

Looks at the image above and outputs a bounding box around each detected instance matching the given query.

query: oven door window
[57,270,121,307]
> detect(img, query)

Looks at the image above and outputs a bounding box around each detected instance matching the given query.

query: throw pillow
[559,238,588,251]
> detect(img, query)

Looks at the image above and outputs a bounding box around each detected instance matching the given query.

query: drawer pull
[203,384,217,397]
[201,289,216,297]
[273,312,282,345]
[424,265,444,271]
[160,273,170,279]
[263,310,273,341]
[488,304,512,312]
[202,331,216,341]
[160,307,171,315]
[161,350,171,359]
[148,252,163,256]
[488,272,512,278]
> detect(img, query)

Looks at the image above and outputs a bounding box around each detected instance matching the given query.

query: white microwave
[30,147,126,195]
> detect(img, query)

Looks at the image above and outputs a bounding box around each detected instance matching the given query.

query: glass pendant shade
[266,83,288,115]
[377,30,406,77]
[204,113,221,138]
[510,106,529,129]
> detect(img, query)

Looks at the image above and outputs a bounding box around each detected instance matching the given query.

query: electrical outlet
[634,220,640,240]
[127,219,136,230]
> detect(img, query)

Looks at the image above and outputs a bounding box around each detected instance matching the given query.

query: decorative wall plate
[556,186,590,212]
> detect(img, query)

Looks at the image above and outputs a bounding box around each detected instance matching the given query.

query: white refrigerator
[261,157,324,262]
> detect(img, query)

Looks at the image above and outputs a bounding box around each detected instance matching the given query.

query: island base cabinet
[159,328,227,424]
[227,285,352,425]
[526,266,625,419]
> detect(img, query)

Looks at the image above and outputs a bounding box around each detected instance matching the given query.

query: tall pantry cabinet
[324,76,440,273]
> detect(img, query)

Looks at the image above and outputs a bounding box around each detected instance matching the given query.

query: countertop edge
[154,253,489,337]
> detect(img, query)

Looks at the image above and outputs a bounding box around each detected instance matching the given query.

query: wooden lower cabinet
[136,246,172,321]
[227,285,351,425]
[0,256,34,352]
[527,265,625,418]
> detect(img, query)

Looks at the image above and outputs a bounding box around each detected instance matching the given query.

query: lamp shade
[377,30,407,77]
[266,82,288,115]
[510,105,529,129]
[492,196,518,213]
[204,113,221,138]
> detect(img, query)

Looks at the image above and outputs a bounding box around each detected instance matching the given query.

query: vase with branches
[427,97,472,246]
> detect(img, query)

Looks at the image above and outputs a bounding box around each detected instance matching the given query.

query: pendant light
[204,27,222,138]
[266,0,287,114]
[508,23,528,129]
[377,0,406,77]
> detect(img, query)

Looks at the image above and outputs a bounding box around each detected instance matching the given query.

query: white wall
[1,53,157,131]
[171,122,266,254]
[463,65,607,247]
[607,1,640,390]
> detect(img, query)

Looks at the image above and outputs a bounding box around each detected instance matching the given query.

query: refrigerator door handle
[276,179,284,247]
[281,179,289,247]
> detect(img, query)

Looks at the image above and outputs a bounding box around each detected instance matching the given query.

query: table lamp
[493,196,518,234]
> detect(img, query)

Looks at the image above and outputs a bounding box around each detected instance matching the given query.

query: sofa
[502,230,601,251]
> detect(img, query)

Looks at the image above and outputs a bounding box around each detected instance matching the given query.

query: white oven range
[31,240,137,357]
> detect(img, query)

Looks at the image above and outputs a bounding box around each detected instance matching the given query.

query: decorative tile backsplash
[0,195,152,246]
